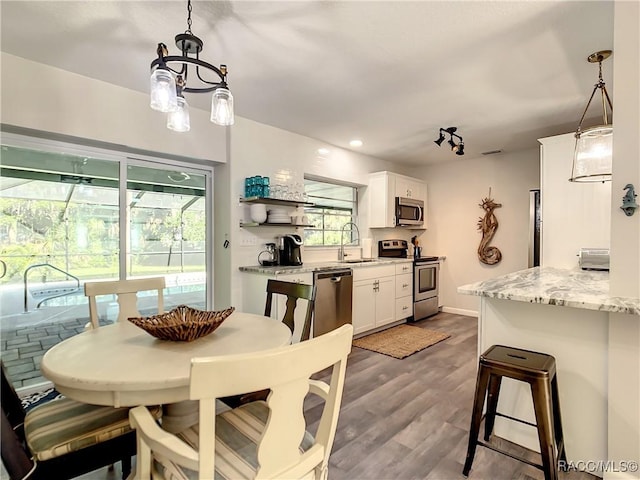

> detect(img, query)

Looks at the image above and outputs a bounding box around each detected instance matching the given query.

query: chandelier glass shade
[150,68,178,113]
[149,0,234,132]
[167,95,191,132]
[569,50,613,183]
[211,87,234,126]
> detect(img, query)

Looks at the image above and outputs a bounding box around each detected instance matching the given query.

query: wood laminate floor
[305,312,598,480]
[71,312,597,480]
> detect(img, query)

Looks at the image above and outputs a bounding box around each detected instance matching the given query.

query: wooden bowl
[128,305,235,342]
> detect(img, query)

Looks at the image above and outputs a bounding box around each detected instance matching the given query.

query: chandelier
[149,0,234,132]
[569,50,613,182]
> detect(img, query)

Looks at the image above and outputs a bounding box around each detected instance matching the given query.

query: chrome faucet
[339,222,360,261]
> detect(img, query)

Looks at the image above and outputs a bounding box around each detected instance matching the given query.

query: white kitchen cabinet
[352,265,396,335]
[394,262,413,321]
[395,176,425,200]
[368,171,427,228]
[241,271,313,343]
[395,262,412,276]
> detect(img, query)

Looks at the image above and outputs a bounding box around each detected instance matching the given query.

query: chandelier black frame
[434,127,464,156]
[149,0,233,130]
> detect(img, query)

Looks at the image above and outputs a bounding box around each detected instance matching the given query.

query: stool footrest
[477,439,543,471]
[495,411,537,428]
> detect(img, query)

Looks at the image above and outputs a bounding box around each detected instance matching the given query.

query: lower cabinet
[352,265,396,335]
[395,267,413,321]
[396,273,413,320]
[242,272,313,343]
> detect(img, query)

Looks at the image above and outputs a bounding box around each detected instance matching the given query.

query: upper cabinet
[368,171,427,229]
[395,176,425,200]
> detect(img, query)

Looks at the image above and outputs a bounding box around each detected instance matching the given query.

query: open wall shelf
[239,197,314,208]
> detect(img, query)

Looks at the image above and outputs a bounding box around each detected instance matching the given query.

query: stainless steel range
[413,256,439,320]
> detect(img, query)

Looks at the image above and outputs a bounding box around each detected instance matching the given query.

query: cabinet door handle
[402,284,408,288]
[403,306,408,311]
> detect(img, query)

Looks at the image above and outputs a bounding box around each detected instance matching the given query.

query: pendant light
[569,50,613,183]
[150,0,234,131]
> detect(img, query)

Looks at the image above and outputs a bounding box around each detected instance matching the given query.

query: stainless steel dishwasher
[313,268,353,337]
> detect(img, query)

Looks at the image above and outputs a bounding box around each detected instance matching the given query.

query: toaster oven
[578,248,610,271]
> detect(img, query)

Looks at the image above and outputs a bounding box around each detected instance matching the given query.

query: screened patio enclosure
[0,142,212,388]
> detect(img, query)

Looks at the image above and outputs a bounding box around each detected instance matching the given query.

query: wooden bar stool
[463,345,567,480]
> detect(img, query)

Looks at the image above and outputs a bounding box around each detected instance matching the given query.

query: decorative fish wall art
[477,192,502,265]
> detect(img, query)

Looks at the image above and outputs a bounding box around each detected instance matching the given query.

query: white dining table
[41,311,291,432]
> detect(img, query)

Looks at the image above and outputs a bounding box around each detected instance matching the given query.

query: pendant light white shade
[210,88,234,126]
[570,125,613,182]
[150,69,178,113]
[167,96,190,132]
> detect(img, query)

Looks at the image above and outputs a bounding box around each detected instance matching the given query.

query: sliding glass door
[0,136,213,388]
[125,163,208,315]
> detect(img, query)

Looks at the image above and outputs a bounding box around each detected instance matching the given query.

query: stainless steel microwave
[395,197,424,226]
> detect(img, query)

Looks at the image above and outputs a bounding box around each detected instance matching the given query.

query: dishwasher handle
[313,268,353,282]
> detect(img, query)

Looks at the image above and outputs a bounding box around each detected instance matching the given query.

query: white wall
[539,132,612,268]
[226,116,412,309]
[608,1,640,475]
[409,149,540,314]
[0,53,226,164]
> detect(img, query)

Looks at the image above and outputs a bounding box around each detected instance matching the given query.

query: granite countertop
[239,258,414,275]
[458,266,640,315]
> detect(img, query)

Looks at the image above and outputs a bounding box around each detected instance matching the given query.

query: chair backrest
[84,277,165,329]
[0,361,26,431]
[264,279,316,342]
[131,324,352,480]
[1,406,34,480]
[196,323,352,479]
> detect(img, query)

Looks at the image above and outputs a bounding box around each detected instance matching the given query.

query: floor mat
[353,324,450,359]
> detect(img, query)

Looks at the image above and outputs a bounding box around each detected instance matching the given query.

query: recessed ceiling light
[349,139,363,148]
[317,148,330,155]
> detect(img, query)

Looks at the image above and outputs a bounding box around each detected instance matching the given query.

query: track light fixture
[150,0,234,132]
[434,127,464,156]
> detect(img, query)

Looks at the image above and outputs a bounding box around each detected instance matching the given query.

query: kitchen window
[304,178,357,246]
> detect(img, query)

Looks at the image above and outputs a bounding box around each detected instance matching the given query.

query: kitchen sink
[340,258,376,264]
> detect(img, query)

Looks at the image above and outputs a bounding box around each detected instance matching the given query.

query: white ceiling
[0,1,614,166]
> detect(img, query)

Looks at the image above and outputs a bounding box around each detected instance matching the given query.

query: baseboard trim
[441,306,478,318]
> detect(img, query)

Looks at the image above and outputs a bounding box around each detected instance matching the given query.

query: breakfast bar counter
[459,267,640,476]
[458,266,640,315]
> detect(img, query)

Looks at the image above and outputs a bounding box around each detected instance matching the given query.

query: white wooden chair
[129,323,353,480]
[84,277,165,329]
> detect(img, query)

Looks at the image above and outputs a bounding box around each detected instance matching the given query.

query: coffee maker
[279,234,303,266]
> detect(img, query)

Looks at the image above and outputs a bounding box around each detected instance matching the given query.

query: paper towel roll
[362,238,373,259]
